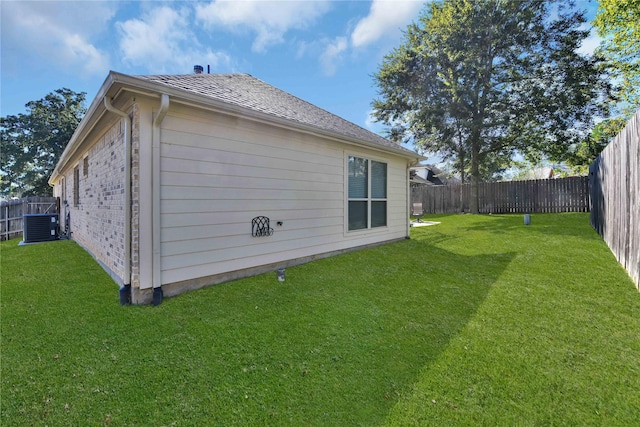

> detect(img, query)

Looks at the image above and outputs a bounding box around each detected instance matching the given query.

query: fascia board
[115,73,424,161]
[50,71,424,186]
[49,72,118,185]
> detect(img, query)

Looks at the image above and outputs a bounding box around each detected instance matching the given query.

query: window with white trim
[348,156,387,231]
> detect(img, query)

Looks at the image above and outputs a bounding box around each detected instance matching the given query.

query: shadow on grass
[151,237,517,425]
[1,236,515,426]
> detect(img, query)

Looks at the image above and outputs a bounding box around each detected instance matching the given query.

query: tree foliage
[566,116,628,175]
[1,88,86,197]
[560,0,640,172]
[372,0,609,212]
[593,0,640,118]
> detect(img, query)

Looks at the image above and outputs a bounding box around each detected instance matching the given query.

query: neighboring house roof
[50,71,422,185]
[527,166,555,180]
[409,170,434,186]
[411,164,461,186]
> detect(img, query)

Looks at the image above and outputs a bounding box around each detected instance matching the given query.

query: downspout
[103,97,132,304]
[152,94,170,305]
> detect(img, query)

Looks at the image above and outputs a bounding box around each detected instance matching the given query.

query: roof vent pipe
[194,65,203,74]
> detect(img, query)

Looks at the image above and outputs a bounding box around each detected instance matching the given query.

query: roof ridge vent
[193,65,204,74]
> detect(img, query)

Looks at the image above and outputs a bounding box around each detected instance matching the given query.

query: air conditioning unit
[23,214,59,243]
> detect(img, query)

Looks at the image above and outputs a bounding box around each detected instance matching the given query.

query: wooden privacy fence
[412,176,590,214]
[0,196,59,241]
[590,109,640,290]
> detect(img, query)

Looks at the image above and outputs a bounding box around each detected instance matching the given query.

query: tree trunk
[470,165,479,214]
[469,132,481,214]
[459,152,466,212]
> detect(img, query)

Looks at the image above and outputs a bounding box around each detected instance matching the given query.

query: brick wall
[56,117,128,284]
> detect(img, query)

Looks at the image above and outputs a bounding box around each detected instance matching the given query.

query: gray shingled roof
[134,73,413,154]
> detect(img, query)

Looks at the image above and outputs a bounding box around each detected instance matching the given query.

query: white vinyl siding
[157,104,409,285]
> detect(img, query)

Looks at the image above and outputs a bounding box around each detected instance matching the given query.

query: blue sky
[1,0,601,161]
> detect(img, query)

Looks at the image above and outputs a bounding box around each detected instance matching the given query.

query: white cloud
[117,7,189,66]
[195,0,331,52]
[313,1,422,76]
[364,109,390,138]
[63,33,109,75]
[365,109,378,130]
[577,28,602,56]
[351,0,423,48]
[0,1,113,77]
[320,37,348,76]
[295,40,312,59]
[116,6,232,74]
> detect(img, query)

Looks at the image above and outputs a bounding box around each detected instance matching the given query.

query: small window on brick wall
[61,177,66,205]
[73,166,80,207]
[83,157,89,178]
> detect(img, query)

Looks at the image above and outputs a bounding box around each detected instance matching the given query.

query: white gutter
[152,94,170,290]
[51,71,422,190]
[50,72,127,186]
[103,97,132,286]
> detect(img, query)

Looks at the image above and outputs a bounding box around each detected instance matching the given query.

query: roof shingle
[134,73,413,154]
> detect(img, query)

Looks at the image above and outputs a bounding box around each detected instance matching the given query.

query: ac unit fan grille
[23,214,58,243]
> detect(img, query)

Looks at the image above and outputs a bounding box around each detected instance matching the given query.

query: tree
[372,0,609,213]
[593,0,640,119]
[0,88,86,197]
[565,116,627,174]
[555,0,640,174]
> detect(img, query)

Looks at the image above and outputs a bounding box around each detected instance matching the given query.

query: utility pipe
[406,158,421,238]
[152,94,170,292]
[103,97,132,290]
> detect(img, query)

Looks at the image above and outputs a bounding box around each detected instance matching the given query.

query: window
[83,156,89,178]
[73,166,79,207]
[61,177,66,205]
[348,156,387,231]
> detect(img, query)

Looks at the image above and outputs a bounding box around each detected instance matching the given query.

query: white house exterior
[49,71,423,304]
[410,164,461,186]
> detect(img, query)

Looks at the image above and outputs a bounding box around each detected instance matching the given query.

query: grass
[1,213,639,426]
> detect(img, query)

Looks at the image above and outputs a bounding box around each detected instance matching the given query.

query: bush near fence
[0,197,59,241]
[412,176,590,215]
[590,109,640,290]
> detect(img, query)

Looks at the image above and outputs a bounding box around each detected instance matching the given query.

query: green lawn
[1,213,639,426]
